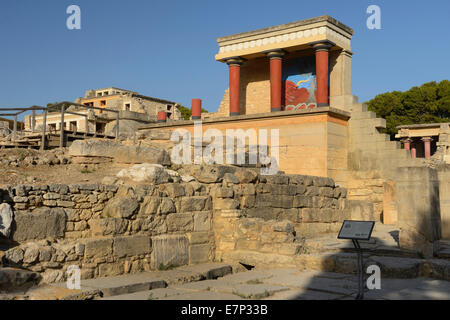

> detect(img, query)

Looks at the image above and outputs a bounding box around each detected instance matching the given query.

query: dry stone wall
[0,165,352,284]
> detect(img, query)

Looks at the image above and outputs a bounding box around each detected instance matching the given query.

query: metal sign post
[338,220,375,300]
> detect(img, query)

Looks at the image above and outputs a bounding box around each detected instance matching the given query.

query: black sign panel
[337,220,375,241]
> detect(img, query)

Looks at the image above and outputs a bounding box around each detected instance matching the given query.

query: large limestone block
[151,234,189,269]
[0,203,13,237]
[103,197,139,218]
[68,139,119,158]
[166,213,194,232]
[69,139,170,165]
[12,207,66,242]
[395,167,442,258]
[181,165,237,183]
[189,244,210,264]
[114,145,170,165]
[438,168,450,240]
[383,180,398,225]
[84,238,113,259]
[0,267,41,293]
[347,199,375,221]
[88,218,128,236]
[117,163,170,184]
[113,235,151,258]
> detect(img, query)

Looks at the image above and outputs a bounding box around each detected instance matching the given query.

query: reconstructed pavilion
[396,123,450,161]
[209,15,354,118]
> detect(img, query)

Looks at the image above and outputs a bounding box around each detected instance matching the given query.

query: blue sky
[0,0,449,119]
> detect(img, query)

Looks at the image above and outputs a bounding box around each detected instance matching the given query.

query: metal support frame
[352,239,365,300]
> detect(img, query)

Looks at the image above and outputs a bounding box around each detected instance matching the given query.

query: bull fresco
[282,56,317,110]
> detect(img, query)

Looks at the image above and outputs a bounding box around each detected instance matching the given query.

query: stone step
[350,117,386,129]
[437,249,450,259]
[349,103,368,113]
[304,239,420,259]
[350,111,376,120]
[66,263,233,298]
[350,133,390,144]
[296,252,450,280]
[0,267,42,294]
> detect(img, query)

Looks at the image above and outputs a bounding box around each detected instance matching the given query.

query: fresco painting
[282,56,317,110]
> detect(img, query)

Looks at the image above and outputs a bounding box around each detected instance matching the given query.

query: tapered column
[411,142,417,159]
[226,58,244,116]
[310,41,335,107]
[401,138,411,150]
[422,137,432,159]
[265,50,285,112]
[192,99,202,120]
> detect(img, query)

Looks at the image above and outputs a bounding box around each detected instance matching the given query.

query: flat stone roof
[396,123,448,129]
[215,15,353,61]
[217,15,353,42]
[138,106,350,130]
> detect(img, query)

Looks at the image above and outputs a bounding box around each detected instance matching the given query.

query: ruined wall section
[0,168,354,284]
[345,100,423,221]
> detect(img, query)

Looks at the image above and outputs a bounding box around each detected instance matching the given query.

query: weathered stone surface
[0,267,41,293]
[139,196,161,215]
[114,145,170,165]
[89,218,128,236]
[5,248,24,264]
[69,139,170,165]
[256,194,293,208]
[102,176,119,185]
[68,139,121,159]
[347,200,374,221]
[193,211,211,232]
[0,203,13,237]
[181,175,195,183]
[189,244,210,264]
[117,163,170,184]
[12,207,66,242]
[166,213,194,232]
[190,165,237,183]
[223,173,240,184]
[265,175,289,185]
[159,198,176,214]
[246,207,281,220]
[84,238,113,259]
[213,186,234,198]
[213,198,240,210]
[369,256,422,278]
[273,220,294,233]
[160,184,185,198]
[114,235,151,258]
[23,246,40,264]
[180,196,208,212]
[151,234,189,269]
[103,197,139,219]
[187,232,210,244]
[395,167,441,258]
[234,169,258,183]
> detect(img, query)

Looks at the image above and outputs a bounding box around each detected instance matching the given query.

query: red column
[267,50,284,112]
[422,137,432,159]
[192,99,202,120]
[402,138,411,150]
[311,41,334,107]
[157,111,167,123]
[410,143,417,159]
[227,58,243,116]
